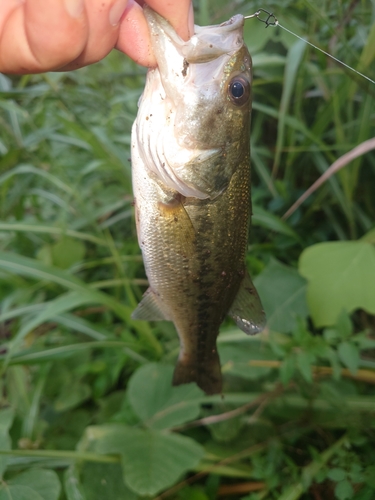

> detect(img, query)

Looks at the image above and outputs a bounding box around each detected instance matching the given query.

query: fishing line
[245,9,375,86]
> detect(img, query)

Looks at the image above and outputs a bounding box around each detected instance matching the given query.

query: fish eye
[228,76,250,106]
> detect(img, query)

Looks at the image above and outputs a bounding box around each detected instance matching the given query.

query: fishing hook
[244,8,278,28]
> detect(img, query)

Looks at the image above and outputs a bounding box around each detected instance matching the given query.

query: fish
[131,6,266,395]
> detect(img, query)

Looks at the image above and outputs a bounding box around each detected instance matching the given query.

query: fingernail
[64,0,84,18]
[109,0,128,26]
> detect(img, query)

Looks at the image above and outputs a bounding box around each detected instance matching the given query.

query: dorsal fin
[228,271,266,334]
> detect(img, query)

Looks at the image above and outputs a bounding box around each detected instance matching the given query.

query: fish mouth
[144,6,244,81]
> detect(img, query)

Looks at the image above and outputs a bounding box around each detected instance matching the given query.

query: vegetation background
[0,0,375,499]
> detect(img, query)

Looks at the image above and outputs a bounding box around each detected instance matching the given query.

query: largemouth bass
[131,6,265,395]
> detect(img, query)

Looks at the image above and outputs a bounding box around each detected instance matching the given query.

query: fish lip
[144,6,244,63]
[144,5,244,36]
[143,5,184,49]
[218,15,245,29]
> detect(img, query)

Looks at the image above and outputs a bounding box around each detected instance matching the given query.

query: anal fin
[131,287,169,321]
[228,271,266,335]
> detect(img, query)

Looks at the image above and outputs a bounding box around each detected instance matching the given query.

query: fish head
[135,8,252,199]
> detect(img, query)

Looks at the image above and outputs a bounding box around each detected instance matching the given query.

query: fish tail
[172,349,222,395]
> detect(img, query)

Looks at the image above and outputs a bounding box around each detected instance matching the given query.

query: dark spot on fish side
[182,59,189,77]
[204,116,216,130]
[198,292,210,302]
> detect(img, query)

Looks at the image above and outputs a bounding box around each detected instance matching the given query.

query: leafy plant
[1,0,374,499]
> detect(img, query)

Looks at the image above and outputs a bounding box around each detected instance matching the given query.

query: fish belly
[132,133,250,394]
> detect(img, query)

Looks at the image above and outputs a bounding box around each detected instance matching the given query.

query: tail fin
[172,350,222,395]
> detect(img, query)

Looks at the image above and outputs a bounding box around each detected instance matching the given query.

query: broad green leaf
[335,479,354,500]
[327,468,346,482]
[299,242,375,327]
[0,407,14,478]
[335,310,353,339]
[95,424,204,496]
[8,469,61,500]
[337,342,360,375]
[50,237,86,269]
[64,466,86,500]
[127,363,203,430]
[296,351,313,383]
[0,485,44,500]
[361,228,375,244]
[254,258,309,332]
[81,463,136,500]
[280,355,296,385]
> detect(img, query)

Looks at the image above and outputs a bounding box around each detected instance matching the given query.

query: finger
[0,0,88,73]
[0,0,130,74]
[61,0,129,70]
[115,0,156,67]
[146,0,194,41]
[116,0,194,67]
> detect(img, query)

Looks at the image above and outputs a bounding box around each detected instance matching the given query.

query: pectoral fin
[228,271,266,335]
[131,287,170,321]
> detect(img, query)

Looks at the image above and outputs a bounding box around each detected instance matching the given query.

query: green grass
[0,1,374,499]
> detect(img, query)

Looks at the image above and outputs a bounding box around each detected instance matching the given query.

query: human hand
[0,0,193,74]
